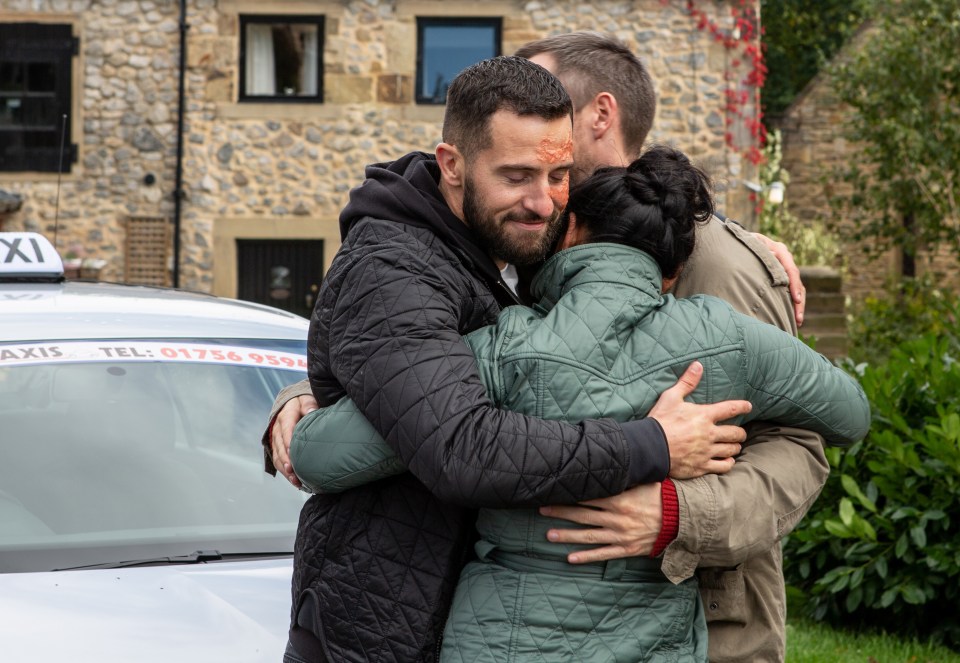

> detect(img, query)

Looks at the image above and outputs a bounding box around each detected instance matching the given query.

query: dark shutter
[0,23,76,172]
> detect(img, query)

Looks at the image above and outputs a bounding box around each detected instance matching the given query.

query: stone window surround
[217,0,514,123]
[238,13,325,103]
[212,216,341,300]
[414,16,502,105]
[0,11,82,182]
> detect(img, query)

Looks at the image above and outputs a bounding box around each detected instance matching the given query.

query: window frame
[415,17,502,105]
[0,21,77,173]
[238,14,324,104]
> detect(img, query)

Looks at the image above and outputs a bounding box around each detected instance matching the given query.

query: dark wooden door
[236,239,324,319]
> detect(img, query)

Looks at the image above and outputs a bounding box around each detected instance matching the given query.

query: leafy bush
[847,275,960,366]
[783,330,960,648]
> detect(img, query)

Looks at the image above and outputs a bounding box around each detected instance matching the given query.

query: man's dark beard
[462,178,564,267]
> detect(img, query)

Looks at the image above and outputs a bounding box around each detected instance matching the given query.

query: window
[416,18,501,104]
[0,23,77,173]
[239,15,324,102]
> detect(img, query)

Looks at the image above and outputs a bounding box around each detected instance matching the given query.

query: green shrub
[783,332,960,648]
[847,275,960,366]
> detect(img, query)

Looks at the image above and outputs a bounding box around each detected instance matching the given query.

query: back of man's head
[515,32,656,157]
[442,55,572,159]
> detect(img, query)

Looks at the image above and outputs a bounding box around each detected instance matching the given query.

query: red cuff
[651,478,679,557]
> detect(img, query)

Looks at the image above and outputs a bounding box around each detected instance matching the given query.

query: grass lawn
[787,617,960,663]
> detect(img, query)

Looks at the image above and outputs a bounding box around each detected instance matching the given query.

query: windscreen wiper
[52,550,291,571]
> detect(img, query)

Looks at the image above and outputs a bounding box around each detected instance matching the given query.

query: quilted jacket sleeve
[738,315,871,446]
[663,217,833,581]
[290,396,406,493]
[292,313,510,494]
[320,249,665,508]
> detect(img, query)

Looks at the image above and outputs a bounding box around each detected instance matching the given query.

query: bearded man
[271,56,750,663]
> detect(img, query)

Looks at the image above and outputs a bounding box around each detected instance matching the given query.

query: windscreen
[0,339,310,572]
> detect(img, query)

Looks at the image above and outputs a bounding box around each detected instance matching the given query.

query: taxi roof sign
[0,232,64,280]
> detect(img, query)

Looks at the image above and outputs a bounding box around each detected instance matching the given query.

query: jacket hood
[339,152,509,298]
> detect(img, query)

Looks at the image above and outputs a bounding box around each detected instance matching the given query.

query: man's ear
[591,91,619,141]
[436,142,464,187]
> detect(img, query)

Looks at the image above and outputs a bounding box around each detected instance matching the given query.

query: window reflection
[417,19,501,104]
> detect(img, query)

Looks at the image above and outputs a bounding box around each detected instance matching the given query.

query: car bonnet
[0,558,293,662]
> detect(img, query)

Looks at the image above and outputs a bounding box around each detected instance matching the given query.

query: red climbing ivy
[672,0,768,164]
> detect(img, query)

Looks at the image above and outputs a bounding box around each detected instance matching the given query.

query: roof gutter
[173,0,189,288]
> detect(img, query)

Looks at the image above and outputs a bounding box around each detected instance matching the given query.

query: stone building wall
[0,0,763,297]
[776,27,959,302]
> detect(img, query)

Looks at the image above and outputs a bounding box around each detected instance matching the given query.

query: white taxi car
[0,232,309,662]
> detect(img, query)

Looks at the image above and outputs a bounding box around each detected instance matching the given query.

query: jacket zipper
[495,278,524,306]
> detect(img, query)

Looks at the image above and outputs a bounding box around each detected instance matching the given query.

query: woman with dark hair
[560,144,713,286]
[291,145,870,662]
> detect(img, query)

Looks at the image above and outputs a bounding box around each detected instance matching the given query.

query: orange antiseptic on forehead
[537,134,573,165]
[539,135,572,209]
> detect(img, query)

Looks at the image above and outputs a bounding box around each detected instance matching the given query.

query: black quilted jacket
[291,152,666,662]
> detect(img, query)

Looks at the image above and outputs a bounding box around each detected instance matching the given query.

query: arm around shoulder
[742,317,871,446]
[324,249,649,508]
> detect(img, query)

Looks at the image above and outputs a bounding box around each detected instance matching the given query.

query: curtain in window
[299,27,318,96]
[246,24,276,95]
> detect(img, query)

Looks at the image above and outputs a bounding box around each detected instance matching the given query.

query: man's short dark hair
[515,32,656,157]
[442,56,573,159]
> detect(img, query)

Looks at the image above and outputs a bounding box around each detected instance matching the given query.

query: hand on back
[648,361,750,479]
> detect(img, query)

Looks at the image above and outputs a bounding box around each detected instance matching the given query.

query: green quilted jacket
[292,243,871,662]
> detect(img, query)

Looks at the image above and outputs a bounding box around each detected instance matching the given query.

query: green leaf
[831,572,851,593]
[850,566,865,589]
[839,498,855,527]
[857,516,878,542]
[891,507,920,521]
[911,524,928,548]
[938,412,960,440]
[825,519,855,539]
[875,556,888,579]
[902,585,927,605]
[895,532,909,558]
[841,474,878,512]
[880,587,898,608]
[846,585,864,612]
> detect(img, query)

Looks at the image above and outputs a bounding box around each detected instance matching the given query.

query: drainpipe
[173,0,189,288]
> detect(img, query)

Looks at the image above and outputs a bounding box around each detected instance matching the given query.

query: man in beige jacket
[267,33,828,662]
[515,33,827,662]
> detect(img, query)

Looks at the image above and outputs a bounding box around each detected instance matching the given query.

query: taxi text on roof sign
[0,232,64,280]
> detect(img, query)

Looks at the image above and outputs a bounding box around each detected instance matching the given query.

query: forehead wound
[537,134,574,164]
